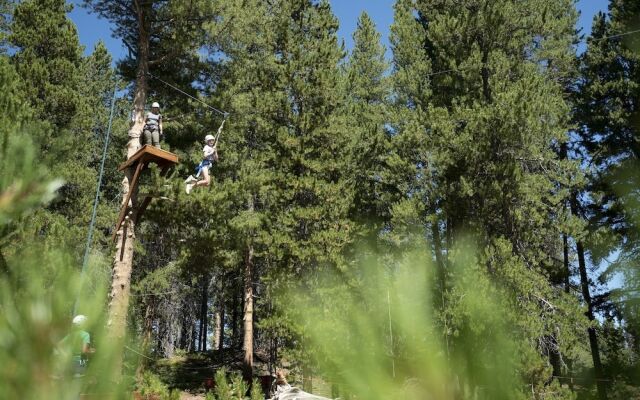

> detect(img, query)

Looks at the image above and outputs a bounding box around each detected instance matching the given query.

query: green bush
[137,371,171,398]
[209,368,264,400]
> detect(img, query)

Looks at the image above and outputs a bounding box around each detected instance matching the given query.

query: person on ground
[271,370,292,398]
[58,315,93,377]
[185,133,218,194]
[269,369,334,400]
[143,102,163,148]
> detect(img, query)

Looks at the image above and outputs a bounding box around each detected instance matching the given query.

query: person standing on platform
[143,102,163,148]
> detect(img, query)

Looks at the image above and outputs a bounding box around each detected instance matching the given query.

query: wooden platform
[113,146,179,240]
[118,145,179,172]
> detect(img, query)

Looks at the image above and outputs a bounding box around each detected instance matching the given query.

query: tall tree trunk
[218,302,226,351]
[571,198,607,400]
[107,1,149,378]
[232,287,239,349]
[242,237,255,381]
[213,308,222,351]
[179,313,188,350]
[432,213,446,300]
[107,208,137,375]
[563,233,570,294]
[214,279,225,351]
[562,232,574,389]
[190,319,197,352]
[199,277,209,352]
[576,238,607,400]
[431,212,449,360]
[127,0,149,158]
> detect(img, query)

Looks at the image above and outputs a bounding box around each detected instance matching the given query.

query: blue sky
[70,0,610,60]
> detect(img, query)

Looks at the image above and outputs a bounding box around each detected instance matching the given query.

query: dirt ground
[179,392,206,400]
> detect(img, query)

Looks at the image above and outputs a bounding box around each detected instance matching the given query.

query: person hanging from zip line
[142,101,163,148]
[184,119,225,194]
[185,133,218,194]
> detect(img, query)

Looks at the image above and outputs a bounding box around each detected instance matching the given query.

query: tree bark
[214,281,225,351]
[242,240,255,382]
[127,0,149,158]
[107,1,149,379]
[432,214,446,299]
[191,320,197,352]
[107,208,137,376]
[563,233,570,294]
[219,301,226,351]
[213,308,222,350]
[562,232,574,389]
[576,238,607,400]
[232,287,239,348]
[199,277,209,352]
[571,198,607,400]
[179,312,188,350]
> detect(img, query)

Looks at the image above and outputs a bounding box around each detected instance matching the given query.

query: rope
[591,28,640,43]
[213,118,226,146]
[147,72,229,117]
[125,345,156,361]
[74,79,119,315]
[131,290,181,297]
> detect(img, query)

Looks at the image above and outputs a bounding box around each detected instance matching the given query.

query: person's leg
[152,129,160,148]
[143,129,152,146]
[196,167,210,187]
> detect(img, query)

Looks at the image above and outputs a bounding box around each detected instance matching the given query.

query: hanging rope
[74,79,119,315]
[147,71,229,117]
[213,118,225,146]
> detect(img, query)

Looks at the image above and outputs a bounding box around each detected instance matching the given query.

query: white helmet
[205,134,215,141]
[72,315,87,326]
[151,102,160,108]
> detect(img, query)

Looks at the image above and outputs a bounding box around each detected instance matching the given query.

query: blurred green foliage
[282,242,522,400]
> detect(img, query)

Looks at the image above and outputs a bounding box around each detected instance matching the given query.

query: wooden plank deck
[118,145,179,171]
[113,146,179,240]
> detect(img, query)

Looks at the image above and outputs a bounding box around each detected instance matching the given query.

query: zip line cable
[145,27,640,108]
[74,79,119,315]
[147,72,229,117]
[591,28,640,43]
[142,28,640,113]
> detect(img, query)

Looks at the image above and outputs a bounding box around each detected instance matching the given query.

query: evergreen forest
[0,1,639,399]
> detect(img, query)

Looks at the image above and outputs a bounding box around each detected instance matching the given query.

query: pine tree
[201,0,353,383]
[0,0,12,53]
[575,1,640,395]
[210,0,279,379]
[342,12,392,246]
[198,0,353,381]
[0,55,45,249]
[9,0,81,130]
[7,1,122,268]
[390,0,586,397]
[269,0,350,271]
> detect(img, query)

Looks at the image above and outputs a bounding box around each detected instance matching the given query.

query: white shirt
[145,112,161,128]
[203,144,217,161]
